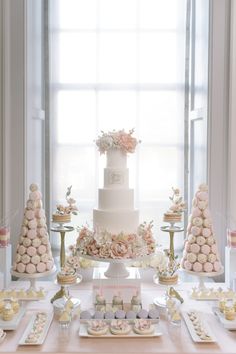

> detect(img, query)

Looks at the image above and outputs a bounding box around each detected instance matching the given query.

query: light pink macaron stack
[12,183,54,275]
[181,183,222,274]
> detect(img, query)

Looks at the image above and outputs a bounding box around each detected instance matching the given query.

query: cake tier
[98,189,134,210]
[104,168,129,189]
[93,209,139,234]
[106,149,127,168]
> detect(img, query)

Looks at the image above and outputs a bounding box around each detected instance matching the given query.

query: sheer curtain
[49,0,187,250]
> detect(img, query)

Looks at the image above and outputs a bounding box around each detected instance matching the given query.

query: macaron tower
[12,184,54,275]
[181,183,222,274]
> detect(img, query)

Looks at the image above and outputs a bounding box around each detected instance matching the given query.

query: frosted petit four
[2,303,14,321]
[110,320,131,335]
[115,310,126,319]
[80,311,92,320]
[52,185,78,224]
[137,309,148,319]
[94,311,105,319]
[125,310,137,319]
[148,309,159,320]
[133,319,154,335]
[224,306,235,321]
[104,311,115,320]
[87,321,108,336]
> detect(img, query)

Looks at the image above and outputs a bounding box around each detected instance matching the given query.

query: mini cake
[133,319,154,335]
[115,310,126,319]
[163,188,186,224]
[104,311,115,320]
[148,309,159,320]
[52,186,78,223]
[80,311,92,320]
[159,273,178,285]
[137,309,148,319]
[87,320,108,336]
[94,311,105,319]
[181,184,223,274]
[0,227,10,247]
[2,303,14,321]
[224,306,235,321]
[110,320,131,335]
[112,294,123,309]
[57,266,77,285]
[13,184,54,275]
[126,310,137,319]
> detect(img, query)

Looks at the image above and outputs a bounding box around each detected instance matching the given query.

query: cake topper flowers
[167,187,186,214]
[96,129,140,154]
[55,186,78,216]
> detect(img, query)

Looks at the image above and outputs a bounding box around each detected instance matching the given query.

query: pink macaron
[203,262,213,272]
[202,228,211,238]
[192,198,198,207]
[25,210,35,220]
[46,261,54,271]
[191,207,202,218]
[196,236,206,246]
[201,244,211,255]
[16,262,26,273]
[23,238,32,247]
[38,245,47,255]
[190,243,201,254]
[199,183,208,191]
[31,254,41,265]
[184,260,193,271]
[21,254,31,264]
[207,236,215,246]
[38,228,46,237]
[193,262,203,272]
[211,244,217,254]
[30,183,39,192]
[191,226,201,236]
[27,246,37,257]
[184,241,191,252]
[27,229,37,239]
[21,226,28,236]
[203,208,211,218]
[188,234,196,244]
[29,191,41,201]
[26,263,36,274]
[36,209,45,218]
[214,261,221,272]
[36,262,46,273]
[28,219,37,229]
[203,218,212,228]
[198,200,208,210]
[18,245,26,255]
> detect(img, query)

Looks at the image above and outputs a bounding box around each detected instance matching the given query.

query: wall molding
[208,0,230,271]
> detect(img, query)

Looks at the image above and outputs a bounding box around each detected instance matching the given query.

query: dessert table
[1,281,236,354]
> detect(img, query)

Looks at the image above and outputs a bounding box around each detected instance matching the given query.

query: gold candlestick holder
[50,223,74,303]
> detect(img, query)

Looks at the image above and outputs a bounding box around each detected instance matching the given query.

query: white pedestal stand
[182,268,224,292]
[11,266,57,291]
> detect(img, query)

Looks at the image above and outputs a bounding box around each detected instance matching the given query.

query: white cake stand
[77,253,153,278]
[11,266,57,290]
[182,268,224,291]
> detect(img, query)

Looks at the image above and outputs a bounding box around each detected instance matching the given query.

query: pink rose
[99,245,111,258]
[118,133,137,153]
[110,240,131,259]
[86,241,99,256]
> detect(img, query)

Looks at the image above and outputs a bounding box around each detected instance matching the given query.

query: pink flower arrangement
[96,129,140,154]
[76,221,155,260]
[55,185,78,216]
[166,187,186,214]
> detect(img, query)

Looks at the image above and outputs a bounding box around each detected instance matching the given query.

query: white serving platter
[182,311,216,343]
[79,323,162,338]
[18,312,54,346]
[213,307,236,330]
[0,307,25,331]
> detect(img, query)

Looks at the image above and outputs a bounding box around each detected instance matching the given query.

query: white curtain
[49,0,187,250]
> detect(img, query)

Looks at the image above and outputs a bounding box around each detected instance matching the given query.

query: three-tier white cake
[77,129,155,259]
[93,148,139,235]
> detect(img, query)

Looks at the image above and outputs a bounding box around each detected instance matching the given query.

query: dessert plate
[213,307,236,330]
[18,312,53,345]
[182,310,216,343]
[0,307,25,330]
[79,323,162,338]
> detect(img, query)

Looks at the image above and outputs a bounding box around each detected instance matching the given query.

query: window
[48,0,201,250]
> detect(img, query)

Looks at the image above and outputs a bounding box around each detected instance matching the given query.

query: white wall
[228,0,236,229]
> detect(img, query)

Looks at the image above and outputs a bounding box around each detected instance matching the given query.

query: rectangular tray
[213,307,236,330]
[0,307,25,330]
[182,311,216,343]
[79,323,162,338]
[18,312,53,346]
